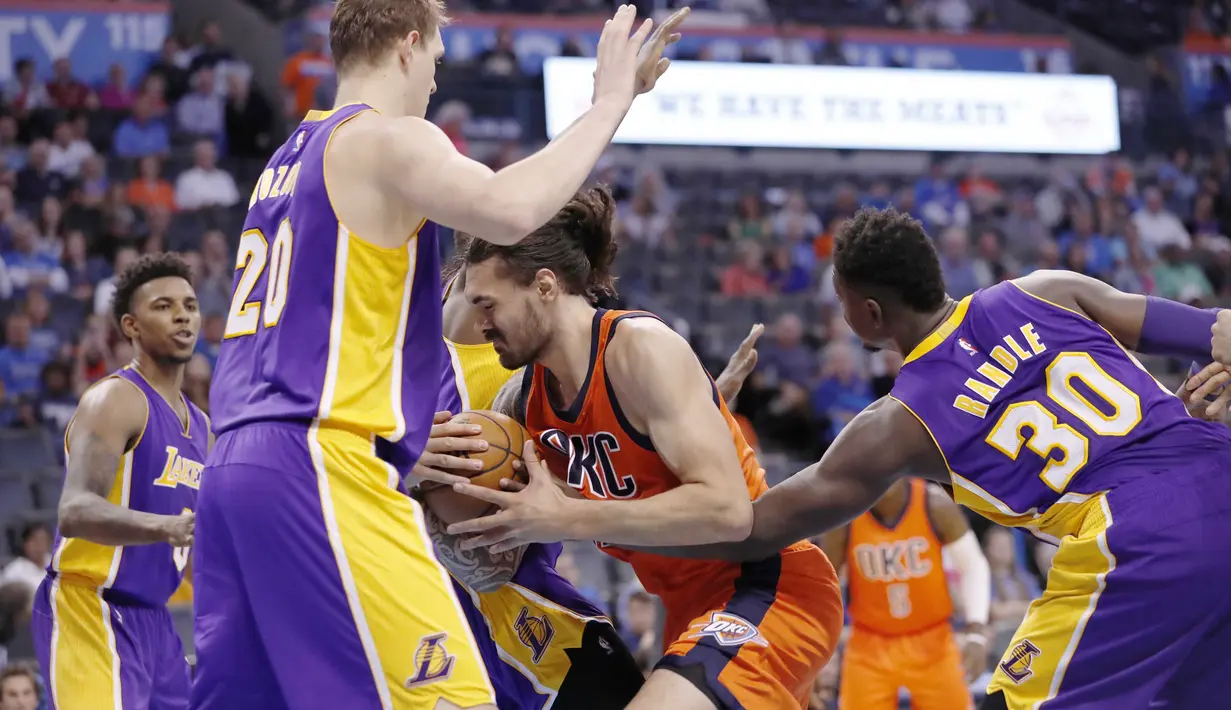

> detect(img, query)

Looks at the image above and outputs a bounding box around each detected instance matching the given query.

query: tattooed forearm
[423,505,526,592]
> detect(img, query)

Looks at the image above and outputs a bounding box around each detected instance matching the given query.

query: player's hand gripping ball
[420,411,529,524]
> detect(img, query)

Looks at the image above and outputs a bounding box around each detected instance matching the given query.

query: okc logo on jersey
[1000,639,1042,684]
[405,632,455,689]
[538,429,637,499]
[959,338,979,356]
[692,612,768,648]
[514,607,555,664]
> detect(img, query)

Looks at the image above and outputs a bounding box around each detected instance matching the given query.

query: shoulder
[604,315,694,380]
[73,376,148,432]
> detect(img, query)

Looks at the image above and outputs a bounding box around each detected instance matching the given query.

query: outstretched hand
[447,441,577,553]
[412,411,489,488]
[715,323,764,404]
[634,7,688,95]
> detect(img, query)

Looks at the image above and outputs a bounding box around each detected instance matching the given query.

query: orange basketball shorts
[838,623,972,710]
[656,545,843,709]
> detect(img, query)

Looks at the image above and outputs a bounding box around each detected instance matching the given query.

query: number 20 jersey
[211,103,445,464]
[889,281,1231,540]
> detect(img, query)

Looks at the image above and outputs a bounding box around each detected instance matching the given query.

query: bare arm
[58,379,182,546]
[631,396,940,561]
[562,320,754,546]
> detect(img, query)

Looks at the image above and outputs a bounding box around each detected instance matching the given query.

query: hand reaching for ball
[412,410,490,488]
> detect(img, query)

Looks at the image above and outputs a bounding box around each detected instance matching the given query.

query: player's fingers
[459,529,514,551]
[419,452,485,474]
[432,410,453,424]
[451,480,512,507]
[424,435,488,456]
[660,6,690,34]
[1206,386,1231,419]
[1186,361,1227,389]
[1190,369,1231,403]
[411,464,470,488]
[654,57,671,80]
[521,441,550,483]
[429,421,484,439]
[739,323,765,354]
[447,509,510,537]
[499,478,527,492]
[630,17,654,49]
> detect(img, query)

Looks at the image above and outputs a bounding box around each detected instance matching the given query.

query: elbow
[57,497,85,539]
[711,497,754,543]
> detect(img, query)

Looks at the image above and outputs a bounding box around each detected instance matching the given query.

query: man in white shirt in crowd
[175,139,239,211]
[0,523,51,597]
[175,66,225,142]
[1133,185,1191,252]
[47,118,95,178]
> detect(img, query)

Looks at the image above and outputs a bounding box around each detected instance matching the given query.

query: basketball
[421,410,530,524]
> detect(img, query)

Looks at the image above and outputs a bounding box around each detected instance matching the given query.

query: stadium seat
[33,470,64,510]
[0,474,36,532]
[0,430,56,476]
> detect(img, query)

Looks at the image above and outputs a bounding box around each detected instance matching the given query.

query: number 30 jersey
[211,103,445,464]
[890,280,1231,540]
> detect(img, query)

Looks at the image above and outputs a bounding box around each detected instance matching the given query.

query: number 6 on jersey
[224,218,294,339]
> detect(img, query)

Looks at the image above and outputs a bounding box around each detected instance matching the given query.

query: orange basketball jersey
[846,479,953,636]
[523,309,816,641]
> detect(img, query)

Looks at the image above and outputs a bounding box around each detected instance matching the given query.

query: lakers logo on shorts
[693,611,769,648]
[406,632,456,689]
[514,606,555,664]
[1000,639,1043,684]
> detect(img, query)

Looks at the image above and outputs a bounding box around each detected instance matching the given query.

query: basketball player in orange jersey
[441,187,844,710]
[819,477,990,710]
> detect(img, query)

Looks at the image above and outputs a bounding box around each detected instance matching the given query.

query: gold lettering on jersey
[153,445,204,490]
[964,378,1000,403]
[1021,323,1046,355]
[989,345,1018,373]
[953,394,989,419]
[952,322,1050,419]
[853,538,933,582]
[976,362,1012,388]
[249,162,302,208]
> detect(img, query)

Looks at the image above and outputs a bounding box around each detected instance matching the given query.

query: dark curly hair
[833,207,946,312]
[463,186,619,300]
[111,252,195,329]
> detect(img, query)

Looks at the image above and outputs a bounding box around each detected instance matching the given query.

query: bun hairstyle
[464,186,620,301]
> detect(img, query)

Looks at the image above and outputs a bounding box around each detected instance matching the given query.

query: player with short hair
[439,186,843,710]
[33,253,206,710]
[192,1,688,707]
[819,478,989,710]
[629,207,1231,709]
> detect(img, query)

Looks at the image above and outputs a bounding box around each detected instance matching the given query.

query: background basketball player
[33,254,205,710]
[193,2,687,708]
[633,207,1231,709]
[819,477,989,710]
[438,187,843,709]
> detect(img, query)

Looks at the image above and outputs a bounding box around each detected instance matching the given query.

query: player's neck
[538,298,599,400]
[333,70,405,118]
[893,296,959,358]
[130,354,185,406]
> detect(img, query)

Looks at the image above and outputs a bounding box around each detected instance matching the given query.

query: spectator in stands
[772,190,821,239]
[61,230,104,302]
[183,353,212,412]
[93,246,137,316]
[74,314,118,393]
[147,36,190,104]
[176,67,225,144]
[137,73,170,119]
[720,241,771,296]
[553,550,606,614]
[728,192,771,241]
[479,26,521,76]
[197,230,235,317]
[937,226,979,297]
[77,155,108,208]
[37,361,77,432]
[98,63,135,111]
[618,585,660,676]
[14,141,66,210]
[36,198,64,249]
[282,29,333,119]
[811,340,873,443]
[618,186,672,249]
[46,58,93,112]
[112,96,170,160]
[1057,206,1118,279]
[1154,244,1215,305]
[189,20,236,74]
[21,292,60,358]
[0,524,50,597]
[4,59,49,117]
[142,207,173,256]
[757,313,816,390]
[175,140,239,211]
[0,313,51,402]
[783,216,818,271]
[2,220,67,297]
[0,117,24,172]
[973,228,1011,285]
[766,245,810,294]
[225,73,275,159]
[985,527,1040,627]
[0,661,40,710]
[1134,185,1191,251]
[127,155,176,214]
[47,119,94,180]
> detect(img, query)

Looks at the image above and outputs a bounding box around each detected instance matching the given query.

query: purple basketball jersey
[210,102,443,467]
[891,281,1231,535]
[49,367,208,606]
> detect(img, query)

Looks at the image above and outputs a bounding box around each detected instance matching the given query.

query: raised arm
[378,8,685,245]
[636,396,939,561]
[1013,270,1220,362]
[58,379,192,547]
